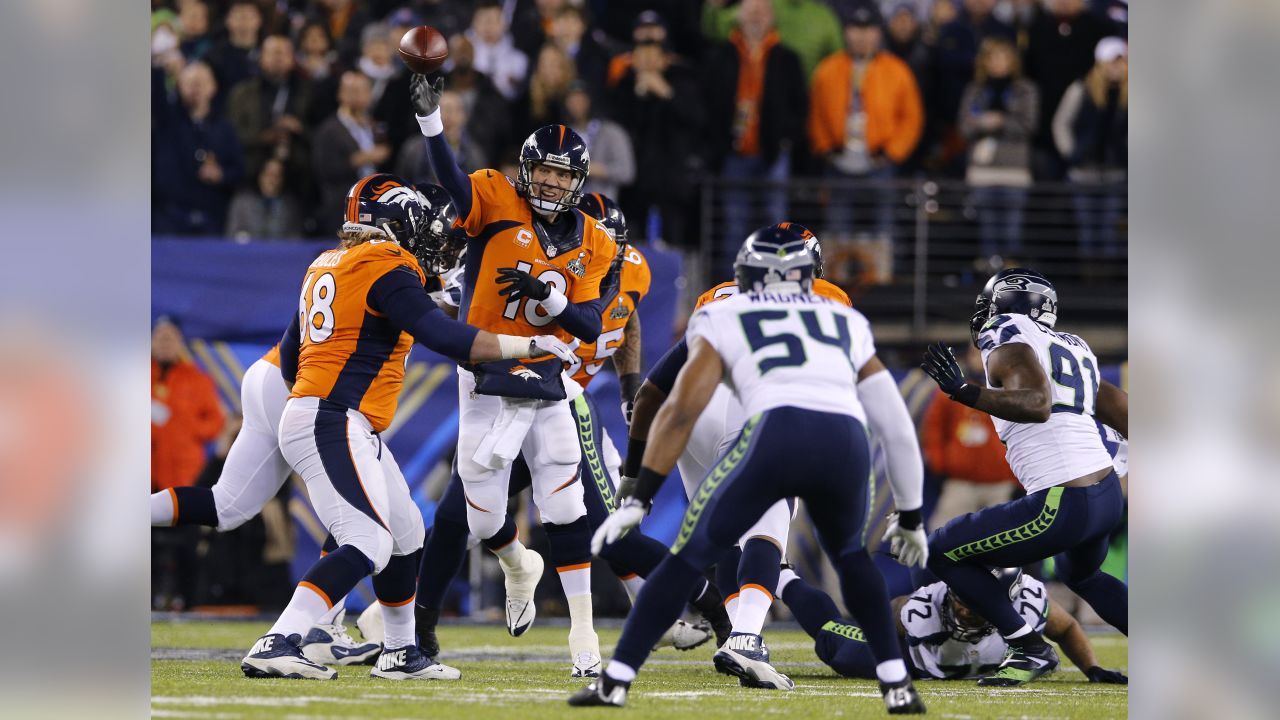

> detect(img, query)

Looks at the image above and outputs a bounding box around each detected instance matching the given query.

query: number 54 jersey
[977,313,1114,494]
[686,291,876,422]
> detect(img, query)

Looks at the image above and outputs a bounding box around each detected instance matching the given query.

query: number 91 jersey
[566,246,651,389]
[686,291,875,422]
[977,313,1114,493]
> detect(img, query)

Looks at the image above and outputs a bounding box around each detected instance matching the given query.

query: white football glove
[882,513,929,568]
[530,335,579,363]
[591,498,647,556]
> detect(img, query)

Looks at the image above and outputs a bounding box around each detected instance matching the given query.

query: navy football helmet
[412,183,466,274]
[515,124,590,214]
[970,268,1059,346]
[342,173,429,253]
[578,192,629,251]
[774,222,823,278]
[734,224,817,293]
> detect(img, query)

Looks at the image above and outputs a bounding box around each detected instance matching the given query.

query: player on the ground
[239,173,574,681]
[412,72,618,677]
[408,193,728,665]
[778,565,1128,683]
[621,224,923,690]
[919,268,1129,687]
[570,227,927,714]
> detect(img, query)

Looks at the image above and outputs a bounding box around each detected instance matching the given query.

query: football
[398,25,449,75]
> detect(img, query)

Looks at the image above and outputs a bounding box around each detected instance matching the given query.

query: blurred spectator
[595,1,707,62]
[205,0,263,93]
[1053,37,1127,260]
[226,158,304,241]
[809,1,922,240]
[406,0,473,41]
[521,44,576,129]
[703,0,843,81]
[311,71,391,229]
[467,0,530,101]
[934,0,1015,174]
[548,5,611,100]
[312,0,372,65]
[153,62,246,236]
[883,1,938,171]
[959,37,1038,267]
[395,90,489,184]
[444,33,512,164]
[921,346,1017,531]
[1024,0,1111,179]
[704,0,807,268]
[296,21,339,83]
[226,35,312,193]
[564,83,634,200]
[178,0,214,63]
[611,28,705,248]
[375,10,430,158]
[923,0,959,46]
[511,0,566,60]
[605,11,672,91]
[151,317,224,495]
[1096,0,1129,37]
[357,23,398,107]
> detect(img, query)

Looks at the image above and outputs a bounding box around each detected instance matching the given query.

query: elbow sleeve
[554,298,604,342]
[859,370,924,511]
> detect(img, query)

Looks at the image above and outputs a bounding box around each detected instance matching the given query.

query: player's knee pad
[210,485,254,532]
[335,524,394,574]
[538,479,586,526]
[392,510,425,556]
[465,503,506,540]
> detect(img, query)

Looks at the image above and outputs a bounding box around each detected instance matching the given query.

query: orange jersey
[262,343,281,367]
[694,278,852,309]
[290,240,426,432]
[458,169,617,338]
[568,247,652,388]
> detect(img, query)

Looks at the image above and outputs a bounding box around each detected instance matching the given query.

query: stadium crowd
[152,0,1128,264]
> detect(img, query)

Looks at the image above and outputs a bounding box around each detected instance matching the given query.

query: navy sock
[417,517,470,613]
[926,552,1028,637]
[171,486,218,527]
[301,545,373,605]
[834,549,901,663]
[544,516,592,569]
[598,529,667,578]
[715,544,743,604]
[781,576,843,639]
[481,515,518,552]
[612,555,705,671]
[373,549,422,605]
[737,538,782,599]
[1065,570,1128,635]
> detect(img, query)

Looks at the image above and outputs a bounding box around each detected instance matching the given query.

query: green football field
[152,619,1127,719]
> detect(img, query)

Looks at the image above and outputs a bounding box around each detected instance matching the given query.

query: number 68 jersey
[977,313,1114,494]
[685,290,875,422]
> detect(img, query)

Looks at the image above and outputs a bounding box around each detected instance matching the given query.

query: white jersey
[977,313,1114,493]
[901,575,1049,680]
[1100,423,1128,478]
[686,291,875,421]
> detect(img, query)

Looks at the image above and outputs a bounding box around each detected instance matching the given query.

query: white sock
[557,564,592,599]
[567,594,599,659]
[381,597,416,650]
[725,594,740,622]
[316,598,346,626]
[876,659,908,684]
[733,584,774,636]
[1005,623,1034,640]
[619,574,645,603]
[776,568,800,596]
[150,490,175,526]
[605,660,636,683]
[268,584,331,641]
[493,539,526,572]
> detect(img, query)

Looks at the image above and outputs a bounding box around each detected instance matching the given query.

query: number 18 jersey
[686,291,875,422]
[977,313,1114,493]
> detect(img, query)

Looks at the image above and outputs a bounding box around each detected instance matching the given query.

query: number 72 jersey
[977,313,1114,493]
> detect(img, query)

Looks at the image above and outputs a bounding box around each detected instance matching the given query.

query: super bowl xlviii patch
[609,297,630,320]
[567,250,587,278]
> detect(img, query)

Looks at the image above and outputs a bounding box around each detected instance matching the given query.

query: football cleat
[415,604,441,658]
[567,676,630,707]
[712,632,795,690]
[571,650,602,678]
[503,548,544,637]
[241,633,337,680]
[655,619,713,651]
[370,645,462,681]
[978,641,1059,687]
[690,584,733,647]
[300,610,381,666]
[356,602,385,646]
[880,677,927,714]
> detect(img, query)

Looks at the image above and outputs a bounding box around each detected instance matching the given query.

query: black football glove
[495,267,552,302]
[1085,666,1128,684]
[410,74,444,117]
[922,342,980,406]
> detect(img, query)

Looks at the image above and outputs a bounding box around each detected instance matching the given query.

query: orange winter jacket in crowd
[808,50,923,163]
[920,389,1016,485]
[151,359,224,492]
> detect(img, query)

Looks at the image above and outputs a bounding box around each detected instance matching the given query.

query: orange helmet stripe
[346,175,375,223]
[558,124,566,147]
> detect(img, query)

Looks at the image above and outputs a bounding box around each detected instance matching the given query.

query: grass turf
[152,620,1127,719]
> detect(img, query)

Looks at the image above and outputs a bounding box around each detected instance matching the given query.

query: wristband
[541,285,568,315]
[623,436,647,479]
[952,383,982,407]
[632,466,665,507]
[496,334,534,359]
[416,110,443,137]
[897,507,924,531]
